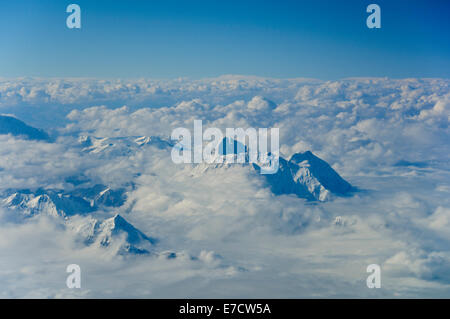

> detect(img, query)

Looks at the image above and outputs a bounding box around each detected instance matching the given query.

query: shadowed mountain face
[0,115,49,141]
[198,137,354,202]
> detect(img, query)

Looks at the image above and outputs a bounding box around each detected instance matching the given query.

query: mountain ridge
[0,115,50,141]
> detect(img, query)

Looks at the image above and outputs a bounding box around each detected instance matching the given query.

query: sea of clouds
[0,76,449,298]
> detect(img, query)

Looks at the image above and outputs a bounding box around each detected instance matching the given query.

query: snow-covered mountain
[2,185,127,218]
[289,151,353,195]
[2,186,156,255]
[75,135,353,202]
[0,119,354,257]
[190,150,353,201]
[0,115,49,140]
[255,151,354,201]
[2,190,94,218]
[69,214,157,255]
[191,138,354,201]
[210,137,354,201]
[79,135,173,157]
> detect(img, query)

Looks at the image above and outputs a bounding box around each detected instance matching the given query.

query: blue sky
[1,0,449,79]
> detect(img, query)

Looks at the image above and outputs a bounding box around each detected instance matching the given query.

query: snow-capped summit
[289,151,353,195]
[255,151,354,201]
[190,148,353,201]
[3,192,59,217]
[2,190,94,218]
[134,136,173,149]
[103,214,157,246]
[79,135,173,156]
[2,184,127,218]
[70,184,127,208]
[1,183,157,255]
[0,115,49,141]
[69,214,157,255]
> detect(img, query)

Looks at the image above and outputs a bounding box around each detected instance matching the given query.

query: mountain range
[1,116,355,255]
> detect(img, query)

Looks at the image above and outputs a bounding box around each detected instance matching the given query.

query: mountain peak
[289,151,353,195]
[110,213,130,230]
[79,135,173,157]
[256,151,354,201]
[93,214,157,254]
[68,214,157,255]
[0,115,49,141]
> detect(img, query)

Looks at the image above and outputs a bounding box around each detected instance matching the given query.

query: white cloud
[0,76,450,297]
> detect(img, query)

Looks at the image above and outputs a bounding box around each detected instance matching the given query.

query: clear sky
[1,0,449,79]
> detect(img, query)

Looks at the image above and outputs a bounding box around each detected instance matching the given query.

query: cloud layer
[0,76,449,298]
